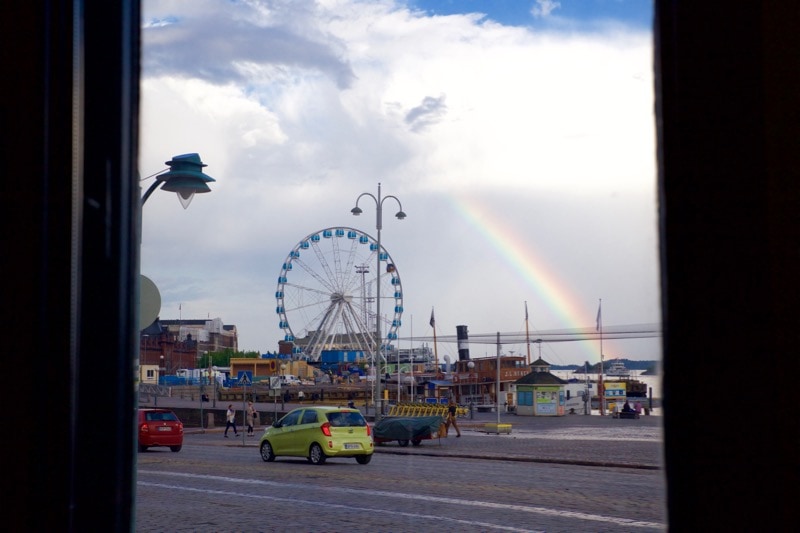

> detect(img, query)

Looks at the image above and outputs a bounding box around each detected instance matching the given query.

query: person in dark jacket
[445,399,461,437]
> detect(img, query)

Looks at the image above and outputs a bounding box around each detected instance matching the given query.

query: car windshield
[326,411,366,427]
[145,411,178,422]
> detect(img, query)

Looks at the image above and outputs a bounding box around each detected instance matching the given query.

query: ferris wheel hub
[330,292,352,304]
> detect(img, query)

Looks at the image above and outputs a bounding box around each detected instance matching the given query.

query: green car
[259,406,374,465]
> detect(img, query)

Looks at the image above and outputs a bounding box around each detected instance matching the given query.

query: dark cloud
[143,12,356,89]
[405,94,447,132]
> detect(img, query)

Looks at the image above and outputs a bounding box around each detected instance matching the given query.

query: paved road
[143,397,664,470]
[137,443,667,532]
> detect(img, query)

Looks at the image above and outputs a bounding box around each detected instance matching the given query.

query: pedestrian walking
[224,404,239,438]
[445,399,461,437]
[245,401,256,436]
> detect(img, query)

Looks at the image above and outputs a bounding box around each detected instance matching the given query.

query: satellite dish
[139,274,161,329]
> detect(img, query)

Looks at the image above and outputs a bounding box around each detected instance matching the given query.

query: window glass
[300,410,318,425]
[326,411,366,427]
[280,410,301,427]
[145,411,177,421]
[518,391,533,406]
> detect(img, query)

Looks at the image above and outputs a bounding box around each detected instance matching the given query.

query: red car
[138,408,184,452]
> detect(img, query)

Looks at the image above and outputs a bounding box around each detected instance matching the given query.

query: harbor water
[550,370,662,416]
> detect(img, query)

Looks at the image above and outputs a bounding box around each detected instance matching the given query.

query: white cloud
[139,0,659,364]
[531,0,562,18]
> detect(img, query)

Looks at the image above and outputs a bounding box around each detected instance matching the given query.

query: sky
[139,0,660,367]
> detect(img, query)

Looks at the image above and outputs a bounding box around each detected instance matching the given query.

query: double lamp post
[351,183,406,422]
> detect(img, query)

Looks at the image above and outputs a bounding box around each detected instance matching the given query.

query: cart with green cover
[372,415,446,446]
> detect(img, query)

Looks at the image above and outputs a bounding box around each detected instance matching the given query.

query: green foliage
[199,349,260,367]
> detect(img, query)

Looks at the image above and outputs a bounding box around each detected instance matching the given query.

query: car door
[269,410,301,455]
[291,409,320,455]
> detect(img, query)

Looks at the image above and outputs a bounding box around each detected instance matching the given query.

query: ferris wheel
[275,227,403,361]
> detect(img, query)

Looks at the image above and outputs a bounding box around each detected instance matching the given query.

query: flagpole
[430,308,439,378]
[396,313,400,403]
[524,301,531,367]
[597,298,605,416]
[410,315,413,401]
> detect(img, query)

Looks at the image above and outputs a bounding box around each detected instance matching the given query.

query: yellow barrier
[385,402,473,418]
[384,402,431,417]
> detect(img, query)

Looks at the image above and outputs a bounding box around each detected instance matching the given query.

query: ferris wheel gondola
[275,227,403,361]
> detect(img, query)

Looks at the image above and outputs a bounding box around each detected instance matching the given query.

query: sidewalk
[143,396,664,470]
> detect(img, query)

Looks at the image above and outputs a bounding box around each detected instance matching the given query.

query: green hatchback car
[259,406,374,465]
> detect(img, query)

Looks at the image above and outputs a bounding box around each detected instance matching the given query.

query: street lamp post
[365,363,372,414]
[351,183,406,423]
[199,350,208,431]
[467,360,475,419]
[280,364,287,409]
[139,152,215,413]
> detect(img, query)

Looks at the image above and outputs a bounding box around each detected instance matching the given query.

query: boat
[564,381,591,415]
[605,360,630,377]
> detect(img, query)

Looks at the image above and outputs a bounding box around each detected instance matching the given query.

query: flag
[595,301,602,331]
[429,308,435,328]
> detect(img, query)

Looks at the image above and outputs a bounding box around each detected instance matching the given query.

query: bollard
[207,412,215,428]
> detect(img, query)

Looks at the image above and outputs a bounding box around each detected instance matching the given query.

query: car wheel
[138,444,147,453]
[398,440,410,447]
[308,443,327,465]
[170,445,182,452]
[260,441,276,462]
[355,454,372,465]
[411,439,422,446]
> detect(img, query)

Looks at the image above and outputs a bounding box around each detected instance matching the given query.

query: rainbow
[451,193,604,360]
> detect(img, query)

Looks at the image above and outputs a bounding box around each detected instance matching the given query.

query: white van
[280,374,301,386]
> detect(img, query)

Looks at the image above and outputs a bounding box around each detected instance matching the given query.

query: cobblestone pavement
[147,397,664,470]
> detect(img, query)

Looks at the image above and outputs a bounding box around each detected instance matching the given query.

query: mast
[524,301,531,366]
[409,314,413,401]
[430,308,439,378]
[584,360,590,415]
[496,331,501,425]
[597,298,605,415]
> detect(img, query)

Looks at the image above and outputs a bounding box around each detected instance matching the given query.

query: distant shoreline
[551,359,660,374]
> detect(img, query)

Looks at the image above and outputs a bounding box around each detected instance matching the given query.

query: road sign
[269,376,281,390]
[237,371,252,386]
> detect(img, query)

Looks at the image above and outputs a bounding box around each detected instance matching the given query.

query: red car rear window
[145,411,178,422]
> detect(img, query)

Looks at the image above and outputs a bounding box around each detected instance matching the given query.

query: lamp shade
[157,153,215,208]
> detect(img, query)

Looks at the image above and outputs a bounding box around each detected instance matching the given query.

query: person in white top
[224,404,239,438]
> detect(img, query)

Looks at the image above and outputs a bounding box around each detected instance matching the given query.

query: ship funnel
[456,325,470,361]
